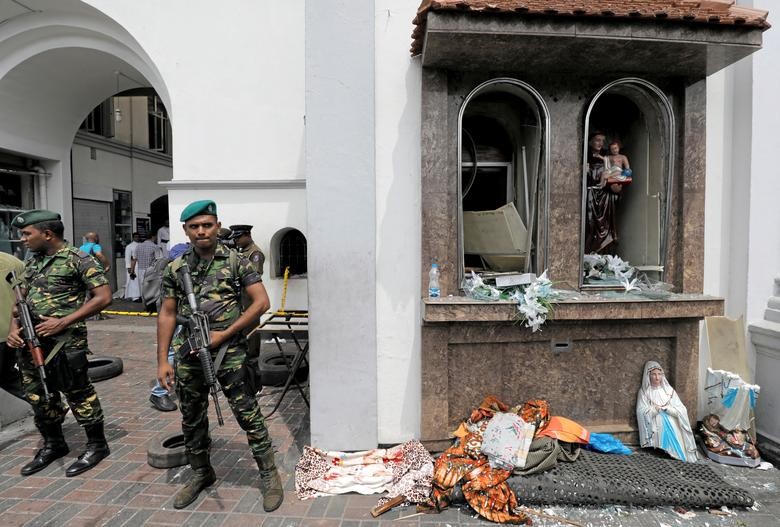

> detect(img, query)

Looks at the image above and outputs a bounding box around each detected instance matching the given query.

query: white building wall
[71,141,172,288]
[746,24,780,331]
[374,0,422,444]
[80,0,309,311]
[84,0,306,183]
[163,184,308,310]
[703,18,779,418]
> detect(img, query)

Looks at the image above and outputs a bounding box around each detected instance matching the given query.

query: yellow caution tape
[101,310,157,317]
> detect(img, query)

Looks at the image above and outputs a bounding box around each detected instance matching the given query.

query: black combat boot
[173,452,217,509]
[255,451,284,512]
[65,422,110,477]
[20,423,69,476]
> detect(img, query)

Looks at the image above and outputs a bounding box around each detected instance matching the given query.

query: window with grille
[278,229,307,277]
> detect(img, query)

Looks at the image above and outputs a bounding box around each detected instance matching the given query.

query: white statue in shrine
[636,360,699,462]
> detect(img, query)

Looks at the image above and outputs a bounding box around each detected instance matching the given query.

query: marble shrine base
[421,295,723,450]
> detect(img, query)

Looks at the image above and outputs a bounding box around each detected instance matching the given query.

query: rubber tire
[87,356,124,382]
[147,431,187,469]
[258,351,309,387]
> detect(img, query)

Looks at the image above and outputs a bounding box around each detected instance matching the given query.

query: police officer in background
[229,225,264,276]
[156,200,283,511]
[6,210,112,477]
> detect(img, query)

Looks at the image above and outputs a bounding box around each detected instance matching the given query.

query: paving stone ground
[1,306,779,526]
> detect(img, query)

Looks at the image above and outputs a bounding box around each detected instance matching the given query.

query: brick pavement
[0,312,779,526]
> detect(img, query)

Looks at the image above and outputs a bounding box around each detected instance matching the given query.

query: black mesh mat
[506,450,754,508]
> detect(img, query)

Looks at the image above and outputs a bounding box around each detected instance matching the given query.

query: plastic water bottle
[428,263,441,298]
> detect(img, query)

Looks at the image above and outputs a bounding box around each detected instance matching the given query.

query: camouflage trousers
[16,346,104,431]
[175,340,272,458]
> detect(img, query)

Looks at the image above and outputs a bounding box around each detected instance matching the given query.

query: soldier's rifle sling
[5,271,51,401]
[178,262,224,426]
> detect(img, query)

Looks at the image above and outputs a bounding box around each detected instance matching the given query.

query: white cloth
[123,241,141,300]
[156,226,170,256]
[705,368,759,431]
[636,360,698,462]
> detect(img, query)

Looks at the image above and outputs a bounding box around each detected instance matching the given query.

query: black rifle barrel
[177,263,224,426]
[6,271,51,400]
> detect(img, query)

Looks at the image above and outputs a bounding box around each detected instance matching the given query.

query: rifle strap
[213,341,230,374]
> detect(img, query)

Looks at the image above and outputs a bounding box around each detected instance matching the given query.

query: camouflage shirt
[23,243,108,350]
[162,242,261,331]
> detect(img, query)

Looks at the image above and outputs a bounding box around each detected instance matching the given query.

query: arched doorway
[580,78,674,287]
[150,194,169,237]
[457,78,550,282]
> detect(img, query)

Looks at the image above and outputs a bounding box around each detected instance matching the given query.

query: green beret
[12,209,61,228]
[180,200,217,222]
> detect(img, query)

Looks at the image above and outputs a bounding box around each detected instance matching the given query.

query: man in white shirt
[124,232,142,301]
[156,220,170,258]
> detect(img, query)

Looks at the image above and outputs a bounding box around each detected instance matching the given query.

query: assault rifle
[178,262,224,426]
[5,271,51,400]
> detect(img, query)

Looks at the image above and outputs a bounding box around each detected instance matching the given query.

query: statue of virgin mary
[636,360,699,462]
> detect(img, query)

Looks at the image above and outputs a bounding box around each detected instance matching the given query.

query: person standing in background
[130,232,162,288]
[156,220,170,258]
[229,224,266,395]
[124,232,141,301]
[79,232,111,272]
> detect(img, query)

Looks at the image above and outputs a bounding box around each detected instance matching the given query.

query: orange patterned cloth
[519,399,551,434]
[422,396,532,524]
[420,439,531,524]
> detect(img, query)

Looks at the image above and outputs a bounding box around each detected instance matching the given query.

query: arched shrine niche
[581,79,674,288]
[458,79,549,283]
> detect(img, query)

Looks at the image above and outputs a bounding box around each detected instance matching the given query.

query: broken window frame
[579,77,676,289]
[456,78,550,286]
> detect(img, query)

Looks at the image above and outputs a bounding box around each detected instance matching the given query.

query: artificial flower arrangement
[583,253,678,298]
[462,271,555,332]
[583,253,640,292]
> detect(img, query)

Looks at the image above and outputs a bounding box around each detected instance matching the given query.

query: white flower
[605,254,630,274]
[621,276,640,293]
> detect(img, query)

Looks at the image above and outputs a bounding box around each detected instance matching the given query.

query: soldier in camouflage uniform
[228,224,265,394]
[6,210,112,477]
[156,200,283,511]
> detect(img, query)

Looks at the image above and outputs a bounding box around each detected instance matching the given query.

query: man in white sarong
[636,360,698,462]
[124,232,141,301]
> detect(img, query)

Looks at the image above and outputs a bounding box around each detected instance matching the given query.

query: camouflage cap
[12,209,61,228]
[180,200,217,222]
[217,227,233,240]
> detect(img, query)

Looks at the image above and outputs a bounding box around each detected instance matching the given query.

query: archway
[0,1,171,249]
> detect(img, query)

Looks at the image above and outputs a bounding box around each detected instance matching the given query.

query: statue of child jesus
[597,140,632,188]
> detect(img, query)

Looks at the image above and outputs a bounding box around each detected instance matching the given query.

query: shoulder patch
[250,252,261,263]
